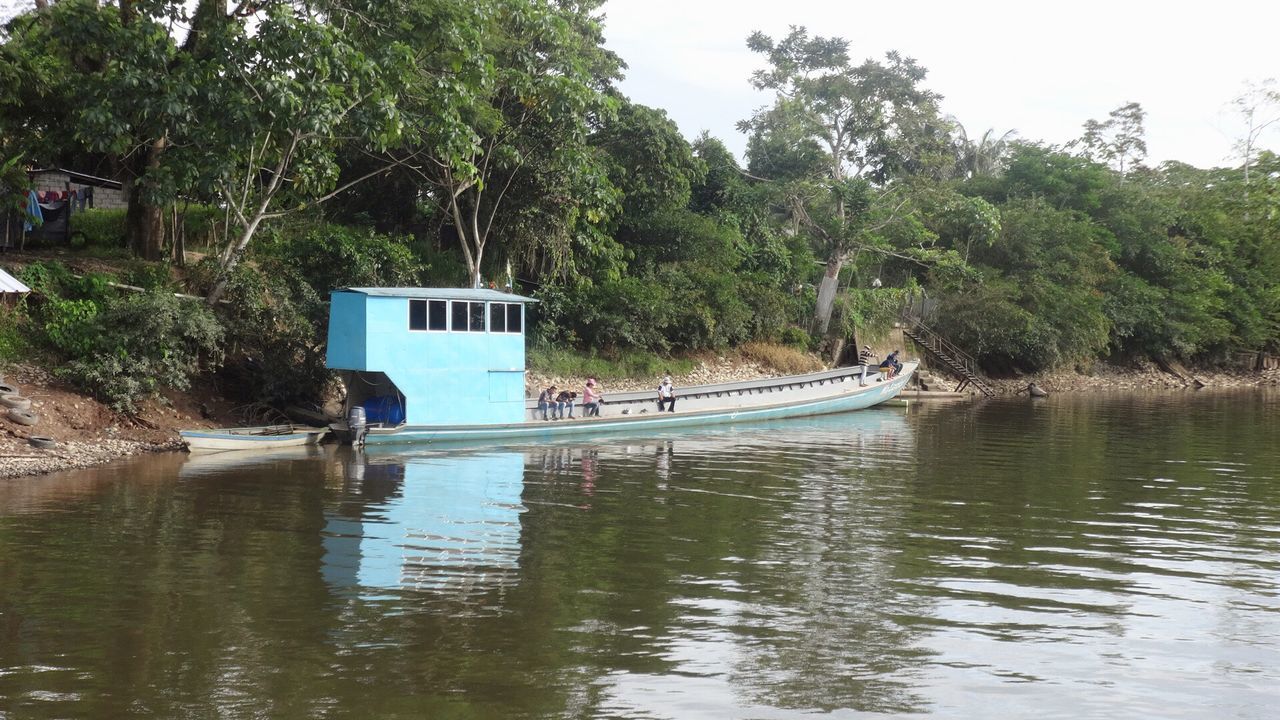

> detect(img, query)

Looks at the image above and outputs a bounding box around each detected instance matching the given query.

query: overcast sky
[601,0,1280,169]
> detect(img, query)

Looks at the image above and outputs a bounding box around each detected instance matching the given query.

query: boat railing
[524,365,882,418]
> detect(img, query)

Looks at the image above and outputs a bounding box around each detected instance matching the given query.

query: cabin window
[450,300,487,332]
[428,300,447,330]
[489,303,506,333]
[409,299,428,331]
[507,303,522,333]
[488,302,523,334]
[409,299,448,332]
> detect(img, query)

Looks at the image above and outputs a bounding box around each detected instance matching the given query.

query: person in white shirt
[657,376,677,412]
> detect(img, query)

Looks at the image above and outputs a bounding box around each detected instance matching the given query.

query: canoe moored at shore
[180,425,329,453]
[325,286,916,445]
[354,362,917,445]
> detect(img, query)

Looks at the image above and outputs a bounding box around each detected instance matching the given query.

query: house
[28,168,127,210]
[325,288,535,427]
[4,168,128,248]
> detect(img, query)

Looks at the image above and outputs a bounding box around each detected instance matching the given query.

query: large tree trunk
[125,188,164,260]
[125,136,167,260]
[812,256,843,337]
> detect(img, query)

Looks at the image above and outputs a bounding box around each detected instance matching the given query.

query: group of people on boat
[536,377,605,420]
[857,346,902,386]
[536,374,679,421]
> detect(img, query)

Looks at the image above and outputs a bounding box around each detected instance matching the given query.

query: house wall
[30,172,128,210]
[326,291,528,426]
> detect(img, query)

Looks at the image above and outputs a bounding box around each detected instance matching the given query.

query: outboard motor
[347,406,368,447]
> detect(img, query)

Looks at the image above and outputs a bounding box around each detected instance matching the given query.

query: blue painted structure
[326,288,536,427]
[322,452,526,596]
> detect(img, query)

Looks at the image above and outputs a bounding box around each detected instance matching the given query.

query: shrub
[57,292,224,414]
[779,326,812,350]
[0,307,29,363]
[41,297,99,357]
[123,260,175,291]
[254,222,423,295]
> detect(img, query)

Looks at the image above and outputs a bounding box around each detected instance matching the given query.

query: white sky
[601,0,1280,169]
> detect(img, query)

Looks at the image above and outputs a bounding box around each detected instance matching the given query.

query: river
[1,391,1278,718]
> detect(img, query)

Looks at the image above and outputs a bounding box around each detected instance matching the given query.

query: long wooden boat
[180,425,329,453]
[355,362,917,446]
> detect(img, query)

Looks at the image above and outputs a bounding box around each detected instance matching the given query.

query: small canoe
[180,425,329,453]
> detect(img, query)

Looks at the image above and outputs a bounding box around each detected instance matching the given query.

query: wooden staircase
[901,319,996,397]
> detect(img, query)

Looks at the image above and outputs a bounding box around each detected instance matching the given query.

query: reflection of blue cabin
[322,452,526,595]
[326,288,535,427]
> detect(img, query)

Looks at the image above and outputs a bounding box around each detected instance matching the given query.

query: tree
[739,27,949,336]
[1076,101,1147,176]
[397,0,622,289]
[182,1,414,303]
[951,123,1016,179]
[1231,78,1280,185]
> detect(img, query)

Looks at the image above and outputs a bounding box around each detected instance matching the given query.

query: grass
[0,307,30,364]
[528,343,697,381]
[738,342,824,375]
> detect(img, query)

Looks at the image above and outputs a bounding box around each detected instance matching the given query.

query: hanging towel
[23,190,42,231]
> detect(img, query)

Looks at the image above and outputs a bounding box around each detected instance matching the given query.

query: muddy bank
[984,359,1280,395]
[0,364,235,481]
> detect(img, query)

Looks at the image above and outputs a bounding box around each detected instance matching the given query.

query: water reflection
[323,450,526,599]
[4,396,1279,719]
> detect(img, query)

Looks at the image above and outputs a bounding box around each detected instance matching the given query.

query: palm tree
[951,122,1017,179]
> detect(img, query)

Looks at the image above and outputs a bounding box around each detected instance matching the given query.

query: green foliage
[40,298,100,357]
[123,261,174,291]
[70,209,127,247]
[0,308,29,363]
[56,293,224,414]
[254,223,423,297]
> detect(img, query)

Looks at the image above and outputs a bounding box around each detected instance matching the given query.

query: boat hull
[362,363,916,445]
[180,428,329,453]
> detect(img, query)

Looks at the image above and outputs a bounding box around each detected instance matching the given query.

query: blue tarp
[362,396,406,426]
[23,190,41,231]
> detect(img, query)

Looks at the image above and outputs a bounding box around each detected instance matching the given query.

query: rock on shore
[0,437,186,480]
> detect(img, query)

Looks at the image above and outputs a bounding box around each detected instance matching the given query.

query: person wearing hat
[858,345,877,386]
[554,388,577,419]
[657,375,677,412]
[537,384,558,420]
[582,378,603,417]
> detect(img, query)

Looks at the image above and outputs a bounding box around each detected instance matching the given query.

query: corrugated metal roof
[338,287,538,303]
[0,268,30,294]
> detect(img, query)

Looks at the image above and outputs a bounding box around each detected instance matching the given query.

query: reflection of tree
[514,413,932,715]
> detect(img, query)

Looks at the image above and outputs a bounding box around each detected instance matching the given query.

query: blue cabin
[326,288,535,427]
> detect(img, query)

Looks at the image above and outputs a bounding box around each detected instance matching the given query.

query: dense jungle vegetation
[1,0,1278,412]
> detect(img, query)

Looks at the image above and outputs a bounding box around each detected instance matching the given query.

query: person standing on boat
[657,376,677,412]
[858,345,876,386]
[582,378,603,417]
[555,389,577,419]
[537,384,557,420]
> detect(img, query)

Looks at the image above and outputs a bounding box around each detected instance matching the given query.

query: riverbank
[983,358,1280,395]
[0,364,234,480]
[4,353,1279,481]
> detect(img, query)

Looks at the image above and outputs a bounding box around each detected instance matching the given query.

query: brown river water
[1,390,1278,719]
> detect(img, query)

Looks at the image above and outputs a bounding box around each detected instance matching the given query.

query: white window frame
[408,298,449,333]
